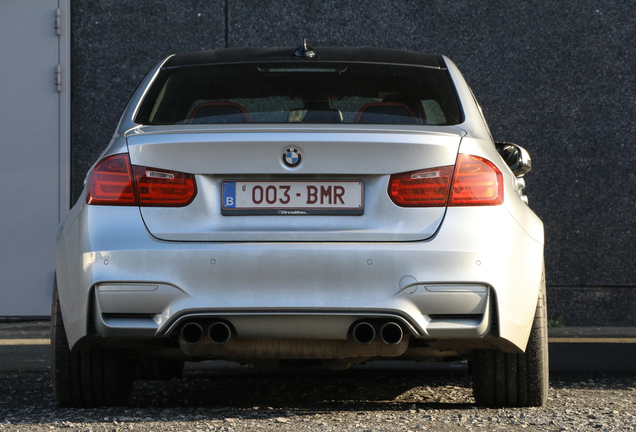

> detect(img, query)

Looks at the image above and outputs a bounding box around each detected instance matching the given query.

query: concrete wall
[71,0,636,325]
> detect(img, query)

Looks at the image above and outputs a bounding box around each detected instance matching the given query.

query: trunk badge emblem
[283,147,302,168]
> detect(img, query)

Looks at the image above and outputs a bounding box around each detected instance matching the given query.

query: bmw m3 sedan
[52,44,546,408]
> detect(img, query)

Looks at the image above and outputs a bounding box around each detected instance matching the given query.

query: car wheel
[51,278,135,407]
[471,269,548,407]
[134,359,184,381]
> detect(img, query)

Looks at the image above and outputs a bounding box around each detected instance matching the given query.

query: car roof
[164,46,447,70]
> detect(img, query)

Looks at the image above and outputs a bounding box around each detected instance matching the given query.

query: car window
[135,62,463,126]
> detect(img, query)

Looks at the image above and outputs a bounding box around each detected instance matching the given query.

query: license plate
[222,180,364,215]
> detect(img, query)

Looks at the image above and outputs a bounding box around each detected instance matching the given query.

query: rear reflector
[389,154,503,207]
[86,154,196,206]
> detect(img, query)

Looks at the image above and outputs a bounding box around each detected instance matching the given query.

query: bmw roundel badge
[283,147,302,168]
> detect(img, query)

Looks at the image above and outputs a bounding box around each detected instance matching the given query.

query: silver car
[52,44,546,408]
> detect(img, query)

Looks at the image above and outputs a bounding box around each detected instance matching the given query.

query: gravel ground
[1,363,635,431]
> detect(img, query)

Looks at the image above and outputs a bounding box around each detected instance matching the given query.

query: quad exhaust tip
[380,322,404,345]
[181,322,204,345]
[208,321,232,344]
[353,321,404,345]
[181,321,232,345]
[183,320,400,346]
[352,322,376,344]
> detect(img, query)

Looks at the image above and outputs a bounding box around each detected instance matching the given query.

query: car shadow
[129,361,476,410]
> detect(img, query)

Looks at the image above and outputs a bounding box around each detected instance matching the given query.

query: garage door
[0,0,69,316]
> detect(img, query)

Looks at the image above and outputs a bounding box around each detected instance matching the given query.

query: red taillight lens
[86,154,136,205]
[388,166,454,207]
[388,154,503,207]
[132,166,197,207]
[86,154,196,207]
[449,154,503,206]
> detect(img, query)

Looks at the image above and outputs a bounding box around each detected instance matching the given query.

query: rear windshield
[135,62,463,126]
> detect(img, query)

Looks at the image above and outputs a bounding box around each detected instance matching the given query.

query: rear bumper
[56,200,543,354]
[93,284,492,339]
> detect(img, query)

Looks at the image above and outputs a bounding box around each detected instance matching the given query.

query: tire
[134,359,184,381]
[472,269,549,407]
[51,278,135,407]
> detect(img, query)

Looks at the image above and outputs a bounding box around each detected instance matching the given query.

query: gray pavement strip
[0,320,50,340]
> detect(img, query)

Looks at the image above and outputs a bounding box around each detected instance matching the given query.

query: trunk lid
[126,125,464,242]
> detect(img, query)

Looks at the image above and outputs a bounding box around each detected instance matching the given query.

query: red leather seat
[381,94,426,123]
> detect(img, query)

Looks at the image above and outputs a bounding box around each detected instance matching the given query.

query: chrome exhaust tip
[181,322,204,345]
[208,322,232,344]
[380,322,403,345]
[352,322,376,344]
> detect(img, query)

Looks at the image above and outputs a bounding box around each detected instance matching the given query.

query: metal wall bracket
[55,64,61,92]
[55,8,61,36]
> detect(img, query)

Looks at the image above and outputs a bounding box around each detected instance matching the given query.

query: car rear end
[55,48,544,375]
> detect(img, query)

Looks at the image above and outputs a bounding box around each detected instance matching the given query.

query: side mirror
[495,142,532,177]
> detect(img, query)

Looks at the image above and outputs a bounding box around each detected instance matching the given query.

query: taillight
[388,166,454,207]
[388,154,503,207]
[86,154,196,206]
[449,154,503,206]
[132,166,197,207]
[86,154,136,205]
